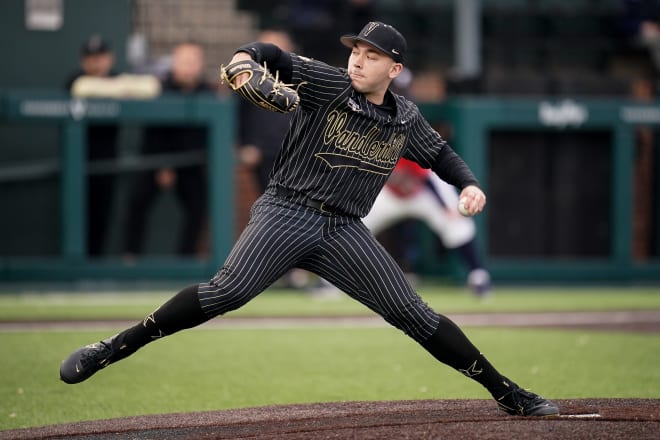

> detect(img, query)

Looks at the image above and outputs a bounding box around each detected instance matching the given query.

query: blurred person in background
[363,157,492,298]
[122,41,212,260]
[65,34,119,257]
[620,0,660,73]
[389,68,490,297]
[618,1,659,261]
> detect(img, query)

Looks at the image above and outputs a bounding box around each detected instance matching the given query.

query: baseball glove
[220,59,300,113]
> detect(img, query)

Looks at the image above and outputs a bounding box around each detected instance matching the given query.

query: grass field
[1,283,659,431]
[1,284,660,321]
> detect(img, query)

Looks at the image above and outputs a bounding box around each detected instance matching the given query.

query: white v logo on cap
[363,22,379,36]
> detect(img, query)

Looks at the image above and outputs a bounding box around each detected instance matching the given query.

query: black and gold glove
[220,59,300,114]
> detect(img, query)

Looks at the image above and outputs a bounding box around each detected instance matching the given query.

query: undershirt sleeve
[430,147,480,191]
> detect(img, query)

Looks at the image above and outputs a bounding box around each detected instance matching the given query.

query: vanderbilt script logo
[318,110,405,175]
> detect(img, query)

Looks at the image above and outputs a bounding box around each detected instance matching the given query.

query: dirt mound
[4,399,659,439]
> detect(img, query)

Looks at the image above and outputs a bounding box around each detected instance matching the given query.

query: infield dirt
[4,398,660,439]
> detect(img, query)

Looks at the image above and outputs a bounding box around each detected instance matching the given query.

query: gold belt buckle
[319,202,330,214]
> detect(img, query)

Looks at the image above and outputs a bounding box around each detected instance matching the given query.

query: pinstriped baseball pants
[198,194,441,342]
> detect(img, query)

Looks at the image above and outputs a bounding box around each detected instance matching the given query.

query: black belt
[273,187,349,216]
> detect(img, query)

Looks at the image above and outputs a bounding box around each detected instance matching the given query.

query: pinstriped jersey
[264,53,477,218]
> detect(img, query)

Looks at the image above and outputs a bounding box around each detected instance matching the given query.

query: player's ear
[389,63,403,79]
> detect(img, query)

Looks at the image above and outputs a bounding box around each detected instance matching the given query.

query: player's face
[347,42,402,104]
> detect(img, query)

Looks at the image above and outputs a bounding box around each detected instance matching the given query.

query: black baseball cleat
[495,379,560,416]
[59,335,126,384]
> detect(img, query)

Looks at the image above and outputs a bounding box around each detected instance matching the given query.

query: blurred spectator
[363,158,492,297]
[619,2,659,260]
[237,29,296,193]
[409,69,447,103]
[630,74,657,261]
[122,42,212,259]
[620,0,660,73]
[64,34,119,257]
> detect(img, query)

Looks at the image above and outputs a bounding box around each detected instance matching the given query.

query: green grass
[1,284,659,321]
[1,284,659,431]
[1,326,659,431]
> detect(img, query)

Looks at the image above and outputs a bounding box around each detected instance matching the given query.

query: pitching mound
[4,399,659,439]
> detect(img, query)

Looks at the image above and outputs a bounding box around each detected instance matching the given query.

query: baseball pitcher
[60,22,558,417]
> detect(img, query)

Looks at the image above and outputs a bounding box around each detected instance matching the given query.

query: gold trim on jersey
[315,152,392,175]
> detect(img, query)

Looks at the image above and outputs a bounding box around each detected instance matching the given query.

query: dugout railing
[0,91,235,281]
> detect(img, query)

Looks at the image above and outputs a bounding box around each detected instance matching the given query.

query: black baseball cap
[80,34,111,56]
[340,21,406,63]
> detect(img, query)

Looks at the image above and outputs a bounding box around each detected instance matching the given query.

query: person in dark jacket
[122,42,212,258]
[65,34,119,256]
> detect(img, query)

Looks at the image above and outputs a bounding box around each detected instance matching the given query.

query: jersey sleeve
[403,105,479,190]
[289,54,352,111]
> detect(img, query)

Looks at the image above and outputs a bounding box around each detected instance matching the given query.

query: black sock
[420,314,508,397]
[113,284,210,356]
